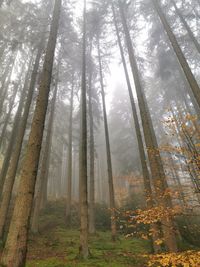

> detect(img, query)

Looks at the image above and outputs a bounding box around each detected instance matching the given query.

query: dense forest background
[0,0,200,266]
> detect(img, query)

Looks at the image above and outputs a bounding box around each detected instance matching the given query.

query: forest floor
[1,201,199,266]
[25,201,151,267]
[26,228,150,267]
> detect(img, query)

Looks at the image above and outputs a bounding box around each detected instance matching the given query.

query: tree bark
[31,75,58,234]
[0,83,19,149]
[88,69,95,234]
[0,1,61,265]
[0,42,43,199]
[0,64,32,239]
[65,76,74,226]
[0,54,17,117]
[97,35,116,242]
[79,0,89,259]
[118,0,178,252]
[112,3,161,252]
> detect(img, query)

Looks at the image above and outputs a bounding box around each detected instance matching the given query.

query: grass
[2,200,199,266]
[25,201,151,266]
[26,227,151,267]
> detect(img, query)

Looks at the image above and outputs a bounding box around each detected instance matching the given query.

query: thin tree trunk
[0,54,17,117]
[0,58,28,150]
[152,0,200,109]
[112,3,161,252]
[97,35,116,242]
[171,0,200,53]
[0,43,43,198]
[118,0,178,252]
[88,69,95,234]
[0,1,61,265]
[31,76,58,234]
[79,0,89,259]
[0,55,14,100]
[0,83,19,149]
[39,154,50,209]
[0,66,32,239]
[112,2,153,209]
[65,76,74,226]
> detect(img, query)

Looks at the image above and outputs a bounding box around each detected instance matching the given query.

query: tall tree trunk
[152,0,200,109]
[112,3,161,252]
[79,0,89,259]
[112,2,153,210]
[88,69,95,234]
[39,154,50,209]
[0,83,19,149]
[65,76,74,226]
[171,0,200,53]
[118,0,178,252]
[0,1,61,265]
[97,35,116,242]
[0,42,43,198]
[31,76,58,234]
[0,66,32,239]
[0,54,17,117]
[0,55,14,100]
[0,59,27,150]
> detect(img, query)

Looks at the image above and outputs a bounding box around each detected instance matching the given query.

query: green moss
[26,227,150,267]
[25,201,150,266]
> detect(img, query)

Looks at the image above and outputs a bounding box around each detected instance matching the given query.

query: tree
[79,0,89,259]
[0,38,44,237]
[0,0,61,265]
[118,0,178,252]
[151,0,200,109]
[97,34,117,241]
[171,0,200,54]
[31,72,58,233]
[111,2,161,251]
[88,62,95,234]
[0,60,34,239]
[65,73,74,226]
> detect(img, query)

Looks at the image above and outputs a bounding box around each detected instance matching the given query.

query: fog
[0,0,200,266]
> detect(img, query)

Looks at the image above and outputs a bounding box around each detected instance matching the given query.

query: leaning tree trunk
[0,58,28,149]
[152,0,200,110]
[88,68,95,234]
[0,41,43,199]
[112,2,153,210]
[0,58,28,152]
[171,0,200,54]
[0,81,24,197]
[0,83,19,149]
[118,0,178,252]
[79,0,89,259]
[0,53,17,117]
[0,1,61,266]
[0,63,32,239]
[97,35,117,242]
[0,54,15,102]
[112,3,161,252]
[31,76,58,234]
[65,75,74,226]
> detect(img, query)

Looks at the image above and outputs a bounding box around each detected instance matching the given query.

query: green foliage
[176,215,200,248]
[94,203,111,231]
